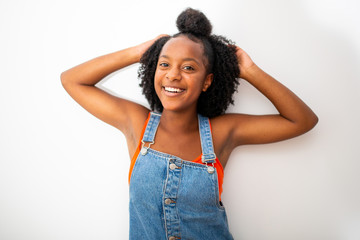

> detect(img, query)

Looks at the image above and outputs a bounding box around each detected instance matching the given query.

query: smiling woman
[139,11,240,118]
[61,7,317,240]
[154,36,213,114]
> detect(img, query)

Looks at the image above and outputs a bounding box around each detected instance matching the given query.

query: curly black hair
[138,8,240,118]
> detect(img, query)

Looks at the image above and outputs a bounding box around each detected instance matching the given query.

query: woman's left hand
[135,34,170,61]
[234,46,256,80]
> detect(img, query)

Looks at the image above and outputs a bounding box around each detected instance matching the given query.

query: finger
[156,34,170,39]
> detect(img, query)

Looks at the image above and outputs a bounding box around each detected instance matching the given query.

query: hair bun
[176,8,212,37]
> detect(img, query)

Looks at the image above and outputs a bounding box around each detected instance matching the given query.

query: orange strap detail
[128,113,151,184]
[191,155,224,201]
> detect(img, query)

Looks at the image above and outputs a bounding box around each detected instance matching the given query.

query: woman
[61,8,318,240]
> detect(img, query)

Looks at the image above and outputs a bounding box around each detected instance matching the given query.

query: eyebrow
[159,55,201,65]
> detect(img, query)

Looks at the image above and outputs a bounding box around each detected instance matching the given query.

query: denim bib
[129,112,233,240]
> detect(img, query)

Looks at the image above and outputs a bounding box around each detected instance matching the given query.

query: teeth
[164,87,184,93]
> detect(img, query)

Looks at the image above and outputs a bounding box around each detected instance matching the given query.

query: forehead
[159,35,205,62]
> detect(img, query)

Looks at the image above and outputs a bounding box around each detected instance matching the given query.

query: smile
[163,86,185,93]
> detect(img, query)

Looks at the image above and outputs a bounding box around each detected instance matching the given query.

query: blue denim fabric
[129,112,233,240]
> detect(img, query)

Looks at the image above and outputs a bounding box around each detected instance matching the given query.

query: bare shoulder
[210,113,251,143]
[209,114,248,164]
[122,102,150,140]
[121,102,150,156]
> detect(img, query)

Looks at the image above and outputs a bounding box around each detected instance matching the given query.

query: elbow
[292,111,319,136]
[60,71,68,86]
[311,113,319,129]
[313,114,319,126]
[60,71,74,89]
[303,112,319,133]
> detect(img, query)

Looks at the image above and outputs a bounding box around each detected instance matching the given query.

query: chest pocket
[176,163,224,211]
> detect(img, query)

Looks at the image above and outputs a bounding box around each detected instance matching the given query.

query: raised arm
[61,35,167,155]
[61,36,166,134]
[214,47,318,151]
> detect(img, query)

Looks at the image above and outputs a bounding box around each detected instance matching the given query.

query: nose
[166,67,181,81]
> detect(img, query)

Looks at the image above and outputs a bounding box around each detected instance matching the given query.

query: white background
[1,0,359,239]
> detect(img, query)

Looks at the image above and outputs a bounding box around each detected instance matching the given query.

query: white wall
[0,0,359,239]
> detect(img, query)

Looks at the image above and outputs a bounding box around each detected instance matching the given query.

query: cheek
[153,71,162,94]
[154,68,164,82]
[192,75,207,90]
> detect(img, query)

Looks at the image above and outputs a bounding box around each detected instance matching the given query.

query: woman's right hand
[134,34,169,61]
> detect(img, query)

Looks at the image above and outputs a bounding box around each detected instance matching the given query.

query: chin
[161,104,184,112]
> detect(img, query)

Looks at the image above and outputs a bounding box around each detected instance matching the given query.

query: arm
[220,47,318,147]
[60,35,166,134]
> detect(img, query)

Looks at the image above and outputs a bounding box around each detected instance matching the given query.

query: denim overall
[129,112,233,240]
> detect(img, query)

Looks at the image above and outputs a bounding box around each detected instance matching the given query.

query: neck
[160,109,199,134]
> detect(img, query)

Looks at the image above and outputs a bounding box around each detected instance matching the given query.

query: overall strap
[198,114,217,164]
[142,112,161,143]
[139,112,161,156]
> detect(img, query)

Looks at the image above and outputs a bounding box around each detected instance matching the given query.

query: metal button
[169,163,177,170]
[207,166,215,174]
[140,147,147,156]
[169,237,176,240]
[164,198,172,205]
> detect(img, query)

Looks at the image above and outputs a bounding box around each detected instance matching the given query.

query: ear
[202,73,214,92]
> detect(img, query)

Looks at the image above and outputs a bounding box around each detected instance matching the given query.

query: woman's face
[154,35,213,113]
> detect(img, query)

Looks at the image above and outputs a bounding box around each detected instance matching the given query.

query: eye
[183,65,195,71]
[159,62,169,67]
